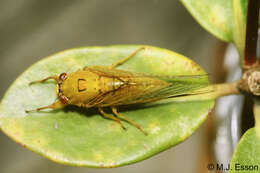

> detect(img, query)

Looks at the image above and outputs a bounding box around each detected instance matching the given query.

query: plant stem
[210,82,240,97]
[244,0,260,68]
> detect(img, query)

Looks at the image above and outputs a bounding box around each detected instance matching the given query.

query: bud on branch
[239,67,260,96]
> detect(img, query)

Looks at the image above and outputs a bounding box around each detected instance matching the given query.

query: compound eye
[59,72,67,81]
[59,95,69,104]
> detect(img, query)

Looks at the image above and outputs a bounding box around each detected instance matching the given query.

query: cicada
[28,47,209,135]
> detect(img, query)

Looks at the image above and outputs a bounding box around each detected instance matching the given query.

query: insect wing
[87,66,209,82]
[86,66,211,106]
[86,66,139,77]
[116,75,211,105]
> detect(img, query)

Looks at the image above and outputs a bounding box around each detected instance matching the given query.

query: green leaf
[232,0,248,59]
[230,128,260,173]
[0,45,214,167]
[181,0,248,58]
[230,99,260,173]
[254,98,260,135]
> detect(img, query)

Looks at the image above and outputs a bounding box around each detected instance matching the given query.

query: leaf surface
[230,128,260,173]
[181,0,248,58]
[0,45,214,167]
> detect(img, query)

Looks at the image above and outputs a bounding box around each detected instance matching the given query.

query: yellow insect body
[28,47,208,135]
[61,67,170,109]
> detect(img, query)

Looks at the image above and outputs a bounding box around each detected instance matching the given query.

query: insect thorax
[59,70,125,106]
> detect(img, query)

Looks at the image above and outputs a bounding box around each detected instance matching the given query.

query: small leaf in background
[0,45,214,167]
[181,0,248,59]
[230,99,260,173]
[181,0,233,42]
[254,99,260,135]
[230,128,260,173]
[232,0,248,60]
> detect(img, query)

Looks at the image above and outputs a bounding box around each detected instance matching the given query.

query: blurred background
[0,0,235,172]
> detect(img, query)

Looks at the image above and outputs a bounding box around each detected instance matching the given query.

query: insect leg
[111,107,148,135]
[98,107,127,130]
[29,76,59,85]
[109,47,145,69]
[26,100,64,113]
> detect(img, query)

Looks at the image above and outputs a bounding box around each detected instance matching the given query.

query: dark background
[0,0,220,172]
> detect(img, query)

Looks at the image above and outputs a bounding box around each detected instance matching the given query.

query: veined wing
[86,66,139,77]
[114,80,211,106]
[87,66,209,81]
[91,68,211,107]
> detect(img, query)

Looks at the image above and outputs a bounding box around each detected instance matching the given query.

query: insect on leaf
[0,45,214,167]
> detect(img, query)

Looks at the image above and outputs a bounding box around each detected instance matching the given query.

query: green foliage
[230,99,260,172]
[0,45,214,167]
[181,0,248,58]
[181,0,260,170]
[230,128,260,173]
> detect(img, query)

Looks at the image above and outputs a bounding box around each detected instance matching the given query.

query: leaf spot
[54,122,58,129]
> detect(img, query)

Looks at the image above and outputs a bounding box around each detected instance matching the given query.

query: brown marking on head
[78,78,87,92]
